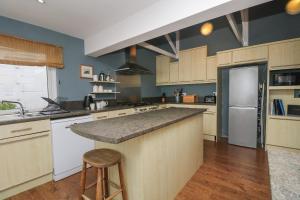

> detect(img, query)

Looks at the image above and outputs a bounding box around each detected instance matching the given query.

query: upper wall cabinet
[232,45,268,64]
[169,61,179,83]
[156,55,170,84]
[178,49,193,82]
[191,46,207,81]
[217,51,232,67]
[269,39,300,69]
[206,56,217,81]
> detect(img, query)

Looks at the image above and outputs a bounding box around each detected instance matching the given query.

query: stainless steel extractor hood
[115,46,152,75]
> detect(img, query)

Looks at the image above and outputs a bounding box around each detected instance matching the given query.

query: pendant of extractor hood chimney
[115,45,152,75]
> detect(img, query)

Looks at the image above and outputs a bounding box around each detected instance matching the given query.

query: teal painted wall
[157,11,300,98]
[0,16,124,101]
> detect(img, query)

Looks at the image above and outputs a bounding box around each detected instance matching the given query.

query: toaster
[204,95,216,103]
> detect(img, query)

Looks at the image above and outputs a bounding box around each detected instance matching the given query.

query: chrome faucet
[1,100,25,116]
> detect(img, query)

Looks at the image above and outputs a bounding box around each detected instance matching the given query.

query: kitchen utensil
[98,85,103,92]
[90,103,95,111]
[105,74,111,81]
[99,72,105,81]
[93,85,99,93]
[97,100,108,109]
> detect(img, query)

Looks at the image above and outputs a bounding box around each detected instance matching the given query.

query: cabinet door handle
[118,113,126,116]
[11,127,32,133]
[97,116,107,119]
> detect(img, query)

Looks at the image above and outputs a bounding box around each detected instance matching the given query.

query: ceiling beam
[85,0,271,56]
[226,14,242,44]
[138,42,177,59]
[164,34,177,56]
[241,9,249,46]
[176,31,180,59]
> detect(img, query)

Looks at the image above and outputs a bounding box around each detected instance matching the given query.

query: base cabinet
[203,112,217,136]
[267,118,300,149]
[0,120,53,199]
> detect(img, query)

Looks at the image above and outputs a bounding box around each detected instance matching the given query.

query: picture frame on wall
[80,65,93,79]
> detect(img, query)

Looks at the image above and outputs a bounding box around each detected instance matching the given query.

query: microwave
[270,70,300,86]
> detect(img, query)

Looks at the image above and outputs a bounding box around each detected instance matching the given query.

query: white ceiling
[0,0,160,38]
[0,0,271,57]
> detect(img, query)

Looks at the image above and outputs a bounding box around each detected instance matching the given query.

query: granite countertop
[165,102,216,106]
[70,107,206,144]
[0,102,212,126]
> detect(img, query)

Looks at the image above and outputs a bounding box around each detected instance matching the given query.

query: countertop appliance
[204,95,216,103]
[229,66,258,148]
[270,69,300,86]
[51,115,94,181]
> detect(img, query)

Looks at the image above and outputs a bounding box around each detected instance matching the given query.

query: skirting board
[204,134,216,141]
[0,173,52,199]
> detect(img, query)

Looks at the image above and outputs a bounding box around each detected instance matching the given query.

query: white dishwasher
[51,115,94,181]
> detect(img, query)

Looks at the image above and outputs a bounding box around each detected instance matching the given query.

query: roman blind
[0,34,64,68]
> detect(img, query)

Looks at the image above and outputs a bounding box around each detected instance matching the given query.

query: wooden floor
[8,140,271,200]
[176,140,271,200]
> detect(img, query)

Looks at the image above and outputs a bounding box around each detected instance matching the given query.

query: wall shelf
[269,85,300,90]
[90,92,120,94]
[268,115,300,121]
[90,81,120,84]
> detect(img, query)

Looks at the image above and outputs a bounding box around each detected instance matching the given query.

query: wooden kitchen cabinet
[108,108,134,118]
[267,118,300,149]
[156,55,170,85]
[92,111,109,120]
[206,56,217,81]
[269,39,300,69]
[203,112,217,136]
[217,51,232,66]
[0,120,52,196]
[191,46,207,81]
[169,61,179,83]
[232,45,268,64]
[178,50,192,82]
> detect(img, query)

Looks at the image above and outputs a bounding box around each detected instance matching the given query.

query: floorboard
[8,140,271,200]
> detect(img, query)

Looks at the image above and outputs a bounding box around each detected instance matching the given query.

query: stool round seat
[83,148,121,168]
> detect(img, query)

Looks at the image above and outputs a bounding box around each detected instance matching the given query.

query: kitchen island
[70,107,205,200]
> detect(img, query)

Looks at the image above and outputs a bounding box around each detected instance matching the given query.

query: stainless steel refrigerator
[228,66,258,148]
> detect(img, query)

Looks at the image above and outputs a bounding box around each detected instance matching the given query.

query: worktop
[0,102,213,126]
[70,107,205,144]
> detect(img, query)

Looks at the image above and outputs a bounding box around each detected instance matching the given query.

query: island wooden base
[95,114,203,200]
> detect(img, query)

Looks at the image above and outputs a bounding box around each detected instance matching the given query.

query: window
[0,64,57,113]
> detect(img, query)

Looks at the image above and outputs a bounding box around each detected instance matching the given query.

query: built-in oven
[270,69,300,86]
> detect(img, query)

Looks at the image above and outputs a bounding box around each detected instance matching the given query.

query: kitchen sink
[0,112,43,122]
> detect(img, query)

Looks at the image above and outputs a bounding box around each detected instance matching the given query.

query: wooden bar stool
[80,148,127,200]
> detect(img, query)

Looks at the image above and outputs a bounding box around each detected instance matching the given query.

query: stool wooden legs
[80,162,127,200]
[80,161,87,198]
[118,162,128,200]
[103,168,109,198]
[96,168,103,200]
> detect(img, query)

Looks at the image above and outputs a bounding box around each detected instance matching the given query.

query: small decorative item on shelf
[93,74,98,81]
[80,65,93,79]
[99,72,105,81]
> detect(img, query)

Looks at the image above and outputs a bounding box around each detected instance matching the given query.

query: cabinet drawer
[108,109,134,118]
[267,118,300,149]
[0,131,52,191]
[92,112,109,120]
[232,45,268,64]
[0,119,51,140]
[217,51,232,66]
